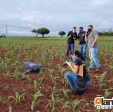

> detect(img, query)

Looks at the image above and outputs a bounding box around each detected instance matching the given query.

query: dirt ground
[0,38,113,112]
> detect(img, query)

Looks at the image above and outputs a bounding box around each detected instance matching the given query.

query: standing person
[66,27,77,59]
[65,50,90,94]
[86,25,101,72]
[78,27,87,60]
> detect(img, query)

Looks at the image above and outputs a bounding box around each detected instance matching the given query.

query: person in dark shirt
[65,50,90,94]
[78,27,87,60]
[66,27,77,59]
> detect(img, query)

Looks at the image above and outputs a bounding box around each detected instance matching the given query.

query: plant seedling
[95,72,106,90]
[61,88,69,100]
[9,106,12,112]
[31,90,44,111]
[63,99,81,112]
[104,89,112,98]
[50,93,61,112]
[8,92,27,103]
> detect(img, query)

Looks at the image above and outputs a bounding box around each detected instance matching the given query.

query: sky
[0,0,113,36]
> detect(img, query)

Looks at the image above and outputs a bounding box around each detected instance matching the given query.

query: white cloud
[22,14,34,23]
[93,0,108,5]
[0,0,113,36]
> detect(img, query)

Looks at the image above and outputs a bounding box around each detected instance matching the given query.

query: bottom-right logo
[94,97,113,109]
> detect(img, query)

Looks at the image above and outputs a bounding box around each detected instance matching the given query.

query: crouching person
[21,61,48,79]
[65,50,90,95]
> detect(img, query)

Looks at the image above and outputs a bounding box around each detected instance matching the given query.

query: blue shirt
[23,62,41,71]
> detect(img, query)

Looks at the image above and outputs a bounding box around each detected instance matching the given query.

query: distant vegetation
[58,31,66,37]
[98,29,113,36]
[32,28,50,38]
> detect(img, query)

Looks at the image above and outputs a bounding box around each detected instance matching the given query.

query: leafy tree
[37,28,50,38]
[58,31,66,37]
[31,29,38,37]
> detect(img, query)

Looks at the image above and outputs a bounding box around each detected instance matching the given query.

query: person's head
[71,50,85,62]
[72,27,76,32]
[87,25,93,32]
[79,27,83,32]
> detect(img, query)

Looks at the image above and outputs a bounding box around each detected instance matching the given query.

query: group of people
[21,25,101,95]
[66,25,101,71]
[64,25,101,94]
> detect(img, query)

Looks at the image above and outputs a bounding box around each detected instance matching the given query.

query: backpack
[74,76,87,95]
[83,65,90,82]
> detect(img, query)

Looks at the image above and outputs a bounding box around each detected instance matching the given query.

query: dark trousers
[66,43,74,57]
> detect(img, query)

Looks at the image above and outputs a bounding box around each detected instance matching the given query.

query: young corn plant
[49,69,57,85]
[32,78,44,92]
[2,85,12,91]
[0,96,2,103]
[95,72,107,90]
[33,80,38,92]
[83,100,94,108]
[8,92,27,103]
[13,70,22,81]
[38,77,43,85]
[104,89,112,98]
[58,67,67,80]
[3,71,11,78]
[31,90,44,111]
[51,86,60,95]
[50,93,61,112]
[61,88,69,100]
[108,65,113,71]
[26,75,32,82]
[63,99,81,112]
[9,106,13,112]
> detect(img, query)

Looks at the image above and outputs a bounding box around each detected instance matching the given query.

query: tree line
[31,28,66,37]
[98,31,113,36]
[32,28,113,37]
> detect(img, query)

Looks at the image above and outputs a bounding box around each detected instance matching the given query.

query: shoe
[96,67,101,72]
[66,89,75,94]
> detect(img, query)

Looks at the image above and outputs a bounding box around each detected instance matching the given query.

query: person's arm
[85,32,88,42]
[91,33,98,47]
[67,31,71,38]
[24,69,30,75]
[66,61,79,74]
[77,33,80,44]
[70,63,79,74]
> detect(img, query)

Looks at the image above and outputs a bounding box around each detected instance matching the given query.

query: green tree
[31,29,38,37]
[98,32,102,36]
[37,28,50,38]
[58,31,66,37]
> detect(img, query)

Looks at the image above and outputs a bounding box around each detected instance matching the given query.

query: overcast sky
[0,0,113,36]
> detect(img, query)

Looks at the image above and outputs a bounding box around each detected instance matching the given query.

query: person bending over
[65,50,90,94]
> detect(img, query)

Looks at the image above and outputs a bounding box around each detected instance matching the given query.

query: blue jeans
[65,72,90,90]
[89,48,101,69]
[79,44,86,60]
[66,44,74,57]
